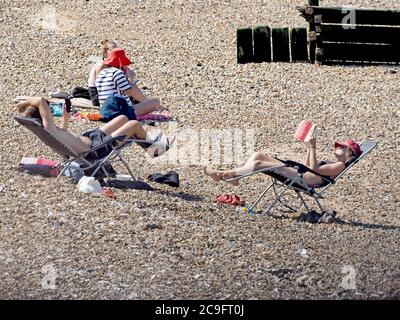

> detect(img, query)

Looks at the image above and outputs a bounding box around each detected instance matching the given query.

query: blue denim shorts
[100,94,137,122]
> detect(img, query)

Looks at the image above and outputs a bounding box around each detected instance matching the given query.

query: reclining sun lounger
[14,116,154,181]
[226,141,377,215]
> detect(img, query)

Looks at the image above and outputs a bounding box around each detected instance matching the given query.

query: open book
[295,120,317,142]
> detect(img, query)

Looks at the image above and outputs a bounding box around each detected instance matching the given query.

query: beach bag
[72,86,91,100]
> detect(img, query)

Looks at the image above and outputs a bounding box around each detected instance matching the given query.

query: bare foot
[202,165,223,182]
[221,172,240,186]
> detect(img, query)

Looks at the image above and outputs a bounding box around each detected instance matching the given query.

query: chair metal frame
[226,141,377,215]
[14,116,155,181]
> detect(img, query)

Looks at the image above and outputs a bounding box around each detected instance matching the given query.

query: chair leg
[248,181,276,211]
[262,181,294,215]
[115,153,137,181]
[90,151,117,178]
[274,184,300,213]
[57,159,73,179]
[297,192,310,212]
[313,196,325,212]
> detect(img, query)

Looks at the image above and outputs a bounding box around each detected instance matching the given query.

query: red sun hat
[334,139,362,157]
[102,48,132,68]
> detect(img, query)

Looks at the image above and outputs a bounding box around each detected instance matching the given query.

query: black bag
[72,87,91,100]
[82,129,115,160]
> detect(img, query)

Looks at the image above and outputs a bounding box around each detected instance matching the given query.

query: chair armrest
[275,158,335,184]
[103,135,127,145]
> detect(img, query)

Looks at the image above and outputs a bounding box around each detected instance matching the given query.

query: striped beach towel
[19,157,61,177]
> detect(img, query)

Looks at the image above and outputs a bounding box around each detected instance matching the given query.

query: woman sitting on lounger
[203,135,362,186]
[16,97,174,158]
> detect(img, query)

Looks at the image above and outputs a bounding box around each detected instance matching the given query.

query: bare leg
[134,98,161,116]
[202,166,224,182]
[203,165,240,186]
[244,152,279,166]
[99,115,129,135]
[203,152,282,186]
[110,120,174,157]
[110,120,148,140]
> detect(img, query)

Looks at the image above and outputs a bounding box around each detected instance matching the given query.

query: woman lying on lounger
[16,97,174,158]
[203,135,362,186]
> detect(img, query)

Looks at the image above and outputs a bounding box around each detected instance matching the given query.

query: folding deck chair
[14,116,155,181]
[226,141,377,215]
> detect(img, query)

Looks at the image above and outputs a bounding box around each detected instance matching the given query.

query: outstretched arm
[304,146,310,167]
[17,97,55,131]
[313,162,345,178]
[60,103,69,130]
[305,136,318,170]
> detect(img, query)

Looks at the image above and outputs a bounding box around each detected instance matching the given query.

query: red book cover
[295,120,316,142]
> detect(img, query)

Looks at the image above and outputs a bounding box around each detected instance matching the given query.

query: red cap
[334,139,362,157]
[103,48,132,68]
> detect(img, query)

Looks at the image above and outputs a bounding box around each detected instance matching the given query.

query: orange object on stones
[86,113,102,121]
[102,187,117,199]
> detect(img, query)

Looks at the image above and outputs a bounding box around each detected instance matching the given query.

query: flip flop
[216,194,245,206]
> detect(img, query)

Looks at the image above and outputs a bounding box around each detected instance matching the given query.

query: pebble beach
[0,0,399,299]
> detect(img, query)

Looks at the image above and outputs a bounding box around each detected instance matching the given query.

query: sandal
[147,135,175,158]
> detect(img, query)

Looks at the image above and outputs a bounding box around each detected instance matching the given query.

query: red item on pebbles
[216,194,245,206]
[102,187,117,199]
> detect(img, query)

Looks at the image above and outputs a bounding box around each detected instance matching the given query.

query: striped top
[96,67,133,107]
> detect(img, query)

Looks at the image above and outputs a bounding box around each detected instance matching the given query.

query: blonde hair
[95,63,109,77]
[100,39,118,59]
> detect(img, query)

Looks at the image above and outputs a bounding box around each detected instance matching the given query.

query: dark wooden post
[253,26,271,63]
[272,28,290,62]
[291,28,308,62]
[307,0,319,63]
[314,13,323,65]
[237,28,253,64]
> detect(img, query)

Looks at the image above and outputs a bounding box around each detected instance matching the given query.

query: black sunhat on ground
[147,171,180,188]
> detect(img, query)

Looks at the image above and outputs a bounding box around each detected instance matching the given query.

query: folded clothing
[216,194,245,206]
[137,113,173,122]
[73,112,103,121]
[147,171,180,188]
